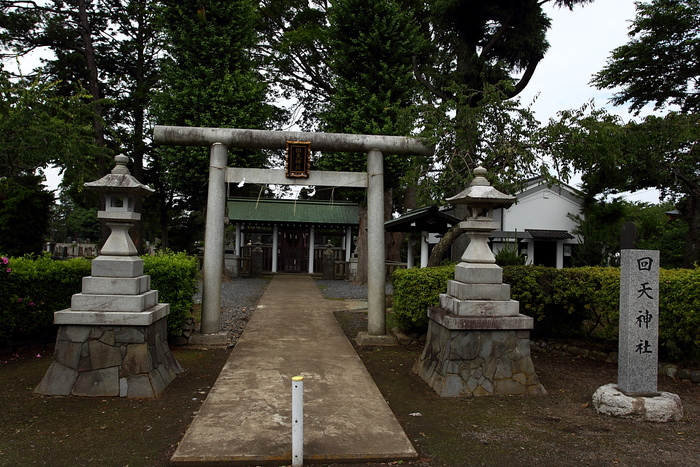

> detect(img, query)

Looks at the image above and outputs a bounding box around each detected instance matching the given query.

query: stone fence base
[414,314,546,397]
[35,317,181,398]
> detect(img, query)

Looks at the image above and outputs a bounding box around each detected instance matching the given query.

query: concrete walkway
[170,275,417,466]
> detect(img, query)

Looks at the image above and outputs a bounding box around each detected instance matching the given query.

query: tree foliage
[0,0,116,177]
[422,87,549,266]
[258,0,333,128]
[1,0,166,251]
[152,0,280,250]
[545,106,700,267]
[592,0,700,114]
[317,0,421,186]
[546,0,700,266]
[0,70,105,252]
[0,175,53,256]
[0,0,163,155]
[0,71,102,180]
[414,0,593,105]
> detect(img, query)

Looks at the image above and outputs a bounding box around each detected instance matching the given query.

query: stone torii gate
[153,125,432,343]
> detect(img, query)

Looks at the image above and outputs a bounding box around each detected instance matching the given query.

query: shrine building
[226,197,359,275]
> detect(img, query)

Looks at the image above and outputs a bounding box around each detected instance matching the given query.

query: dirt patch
[332,311,700,467]
[1,311,698,467]
[0,347,230,466]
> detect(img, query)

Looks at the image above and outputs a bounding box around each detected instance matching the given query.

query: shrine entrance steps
[170,275,416,466]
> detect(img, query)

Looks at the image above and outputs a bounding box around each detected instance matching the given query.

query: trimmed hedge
[0,251,198,344]
[391,264,700,361]
[392,265,454,332]
[503,266,621,340]
[0,255,91,343]
[141,251,198,337]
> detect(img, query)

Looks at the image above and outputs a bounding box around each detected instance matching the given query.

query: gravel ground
[195,277,390,345]
[195,278,270,346]
[316,279,373,299]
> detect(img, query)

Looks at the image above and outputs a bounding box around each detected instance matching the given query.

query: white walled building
[491,178,583,268]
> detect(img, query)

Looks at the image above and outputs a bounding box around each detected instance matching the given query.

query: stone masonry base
[35,317,182,398]
[414,318,546,397]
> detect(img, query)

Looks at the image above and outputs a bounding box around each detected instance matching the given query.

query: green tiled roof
[227,198,359,226]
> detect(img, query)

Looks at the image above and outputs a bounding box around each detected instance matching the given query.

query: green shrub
[391,263,700,362]
[494,243,527,266]
[142,251,198,336]
[391,265,454,332]
[504,266,620,339]
[0,254,91,343]
[0,251,198,343]
[658,268,700,361]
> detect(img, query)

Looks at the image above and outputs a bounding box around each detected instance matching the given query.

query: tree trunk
[129,11,148,255]
[77,0,105,172]
[77,0,111,248]
[355,205,368,285]
[384,187,404,262]
[151,153,170,250]
[682,189,700,268]
[427,222,466,267]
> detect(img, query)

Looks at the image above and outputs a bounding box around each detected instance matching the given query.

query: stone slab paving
[170,275,417,466]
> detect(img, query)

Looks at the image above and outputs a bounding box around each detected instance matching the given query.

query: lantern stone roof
[445,166,515,208]
[84,154,154,196]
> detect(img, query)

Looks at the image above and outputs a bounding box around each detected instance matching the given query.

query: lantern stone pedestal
[35,155,181,398]
[414,168,545,397]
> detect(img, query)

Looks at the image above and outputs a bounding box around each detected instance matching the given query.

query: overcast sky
[520,0,663,203]
[521,0,640,123]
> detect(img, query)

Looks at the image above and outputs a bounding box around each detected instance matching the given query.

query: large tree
[315,0,422,282]
[574,0,700,267]
[153,0,280,251]
[591,0,700,114]
[0,0,112,175]
[413,0,594,106]
[545,105,700,268]
[0,72,102,180]
[1,0,165,251]
[422,87,547,265]
[0,70,103,255]
[260,0,595,266]
[413,0,594,264]
[0,0,163,171]
[258,0,333,129]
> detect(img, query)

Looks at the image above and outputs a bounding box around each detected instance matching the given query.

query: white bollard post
[292,376,304,467]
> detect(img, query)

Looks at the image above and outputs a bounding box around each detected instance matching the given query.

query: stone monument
[592,249,683,421]
[323,241,335,280]
[35,155,182,398]
[413,167,545,397]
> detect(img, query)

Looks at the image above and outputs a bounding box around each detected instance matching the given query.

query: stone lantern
[85,153,153,257]
[413,167,546,397]
[36,155,181,398]
[446,166,515,264]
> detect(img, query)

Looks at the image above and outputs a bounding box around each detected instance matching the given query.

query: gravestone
[592,249,683,421]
